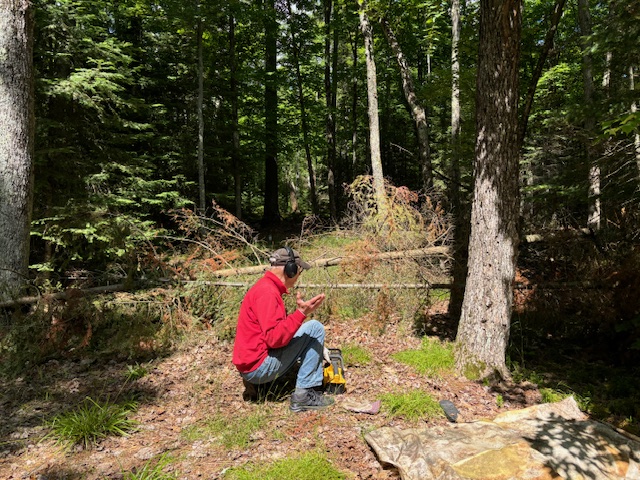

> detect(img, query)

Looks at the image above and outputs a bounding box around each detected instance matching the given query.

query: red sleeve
[254,293,306,349]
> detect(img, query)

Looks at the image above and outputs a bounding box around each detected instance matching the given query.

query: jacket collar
[264,270,288,295]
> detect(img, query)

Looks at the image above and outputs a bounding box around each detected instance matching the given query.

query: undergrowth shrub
[0,290,188,375]
[44,396,138,448]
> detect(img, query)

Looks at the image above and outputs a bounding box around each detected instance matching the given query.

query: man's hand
[296,292,326,317]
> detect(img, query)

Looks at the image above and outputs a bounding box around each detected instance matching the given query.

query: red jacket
[232,271,306,373]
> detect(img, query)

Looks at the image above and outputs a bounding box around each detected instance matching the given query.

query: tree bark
[380,18,432,190]
[358,0,386,213]
[262,0,281,225]
[0,0,35,300]
[455,0,522,380]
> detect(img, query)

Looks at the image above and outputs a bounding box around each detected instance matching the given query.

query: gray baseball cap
[269,247,312,270]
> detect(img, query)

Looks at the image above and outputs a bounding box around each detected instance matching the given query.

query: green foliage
[222,451,346,480]
[0,292,183,376]
[392,337,455,377]
[181,411,269,449]
[539,387,567,404]
[380,390,443,421]
[122,454,178,480]
[45,397,138,448]
[125,362,150,381]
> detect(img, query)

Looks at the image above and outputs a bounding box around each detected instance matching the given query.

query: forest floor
[0,299,553,480]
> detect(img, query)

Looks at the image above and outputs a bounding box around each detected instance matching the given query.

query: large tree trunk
[262,0,280,225]
[358,0,386,212]
[447,0,468,322]
[380,18,432,190]
[455,0,522,380]
[0,0,35,300]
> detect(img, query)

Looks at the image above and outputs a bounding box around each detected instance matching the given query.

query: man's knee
[304,319,325,340]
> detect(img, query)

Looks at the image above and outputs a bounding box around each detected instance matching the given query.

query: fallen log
[208,246,451,278]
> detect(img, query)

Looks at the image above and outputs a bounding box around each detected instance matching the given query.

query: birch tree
[358,0,386,212]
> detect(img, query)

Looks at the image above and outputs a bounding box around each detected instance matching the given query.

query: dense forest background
[27,0,638,276]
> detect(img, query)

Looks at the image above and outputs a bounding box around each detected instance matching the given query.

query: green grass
[341,344,372,366]
[45,397,138,448]
[380,390,444,421]
[392,336,455,377]
[222,451,346,480]
[122,453,178,480]
[181,411,269,449]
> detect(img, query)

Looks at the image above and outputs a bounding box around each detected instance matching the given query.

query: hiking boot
[242,379,259,402]
[290,388,335,412]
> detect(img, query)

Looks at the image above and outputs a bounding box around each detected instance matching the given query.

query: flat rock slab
[365,397,640,480]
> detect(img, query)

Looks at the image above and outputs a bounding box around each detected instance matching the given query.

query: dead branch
[209,246,451,278]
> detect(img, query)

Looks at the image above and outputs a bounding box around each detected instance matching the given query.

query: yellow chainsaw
[323,348,346,394]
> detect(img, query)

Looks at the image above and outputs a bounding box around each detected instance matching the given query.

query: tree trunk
[519,0,566,144]
[324,0,337,221]
[287,0,318,215]
[196,15,206,212]
[358,0,386,212]
[380,18,432,190]
[351,31,359,180]
[447,0,469,322]
[0,0,35,300]
[262,0,280,225]
[578,0,600,231]
[230,14,242,219]
[455,0,522,381]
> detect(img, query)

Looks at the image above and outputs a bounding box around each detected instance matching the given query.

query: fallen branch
[208,246,451,278]
[0,282,147,309]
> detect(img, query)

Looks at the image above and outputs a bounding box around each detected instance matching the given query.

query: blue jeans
[241,320,325,389]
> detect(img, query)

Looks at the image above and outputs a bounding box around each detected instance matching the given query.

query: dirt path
[0,312,536,479]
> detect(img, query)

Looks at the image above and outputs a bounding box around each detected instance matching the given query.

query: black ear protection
[284,246,299,278]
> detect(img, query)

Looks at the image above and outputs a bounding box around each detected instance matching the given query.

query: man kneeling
[232,247,333,412]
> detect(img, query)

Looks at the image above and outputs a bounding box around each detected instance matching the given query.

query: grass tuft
[222,451,346,480]
[380,390,443,421]
[122,453,178,480]
[392,337,455,377]
[45,397,138,449]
